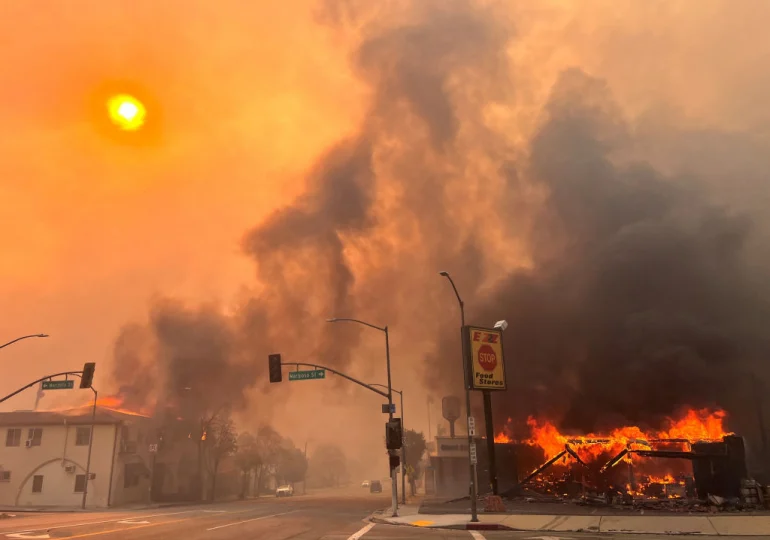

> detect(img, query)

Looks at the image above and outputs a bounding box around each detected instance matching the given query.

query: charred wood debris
[499,435,770,513]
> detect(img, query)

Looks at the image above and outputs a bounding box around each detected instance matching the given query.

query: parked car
[275,485,294,497]
[361,480,370,488]
[369,480,382,493]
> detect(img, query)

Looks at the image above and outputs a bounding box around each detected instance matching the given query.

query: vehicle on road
[361,480,370,488]
[275,485,294,497]
[369,480,382,493]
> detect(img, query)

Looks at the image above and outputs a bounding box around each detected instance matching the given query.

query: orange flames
[41,395,151,418]
[495,408,731,460]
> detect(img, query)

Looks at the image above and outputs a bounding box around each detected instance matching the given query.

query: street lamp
[370,384,407,504]
[438,271,479,522]
[326,317,398,517]
[0,334,48,350]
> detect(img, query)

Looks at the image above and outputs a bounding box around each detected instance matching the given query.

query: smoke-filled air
[3,0,770,475]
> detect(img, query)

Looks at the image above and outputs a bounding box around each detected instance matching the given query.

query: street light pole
[439,271,479,522]
[327,318,398,517]
[0,334,48,351]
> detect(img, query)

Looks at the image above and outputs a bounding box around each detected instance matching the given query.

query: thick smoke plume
[104,0,770,461]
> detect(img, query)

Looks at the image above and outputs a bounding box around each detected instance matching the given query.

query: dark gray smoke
[475,69,770,435]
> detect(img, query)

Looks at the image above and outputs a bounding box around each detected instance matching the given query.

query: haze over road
[0,491,756,540]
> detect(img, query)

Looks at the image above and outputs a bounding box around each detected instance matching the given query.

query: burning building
[491,408,760,506]
[0,407,154,508]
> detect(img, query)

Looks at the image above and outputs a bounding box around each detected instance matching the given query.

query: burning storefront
[488,408,767,508]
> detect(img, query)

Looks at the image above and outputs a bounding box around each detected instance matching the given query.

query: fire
[41,395,151,418]
[495,408,731,459]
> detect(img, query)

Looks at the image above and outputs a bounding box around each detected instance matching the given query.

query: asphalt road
[0,493,756,540]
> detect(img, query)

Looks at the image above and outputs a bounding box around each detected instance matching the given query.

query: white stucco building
[0,408,154,508]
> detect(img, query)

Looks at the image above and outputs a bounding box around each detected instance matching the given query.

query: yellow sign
[464,326,506,391]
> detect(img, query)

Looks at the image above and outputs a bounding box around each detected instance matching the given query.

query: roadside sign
[469,443,477,464]
[41,380,74,390]
[463,326,506,391]
[382,403,396,414]
[148,444,158,453]
[468,416,476,437]
[288,369,325,381]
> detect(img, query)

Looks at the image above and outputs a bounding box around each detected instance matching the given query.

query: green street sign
[41,380,74,390]
[288,370,325,381]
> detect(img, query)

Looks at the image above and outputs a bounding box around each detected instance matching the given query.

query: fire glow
[43,395,151,418]
[494,408,731,459]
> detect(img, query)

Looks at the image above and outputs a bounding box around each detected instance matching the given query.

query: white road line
[205,510,296,531]
[347,523,375,540]
[469,531,486,540]
[1,510,195,535]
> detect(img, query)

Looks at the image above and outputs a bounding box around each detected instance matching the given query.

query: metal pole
[440,271,478,522]
[385,326,398,517]
[483,391,498,495]
[303,440,308,495]
[400,390,406,504]
[0,334,48,350]
[81,386,97,509]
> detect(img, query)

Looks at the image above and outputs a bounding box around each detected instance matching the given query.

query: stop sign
[477,344,497,371]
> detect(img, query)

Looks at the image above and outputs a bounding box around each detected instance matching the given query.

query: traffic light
[385,418,402,450]
[389,454,400,470]
[80,363,95,389]
[268,354,282,383]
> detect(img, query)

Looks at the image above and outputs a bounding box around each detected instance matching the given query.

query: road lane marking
[1,510,195,535]
[469,532,486,540]
[205,510,296,531]
[63,518,190,539]
[6,534,50,539]
[116,520,150,524]
[411,520,434,527]
[347,523,375,540]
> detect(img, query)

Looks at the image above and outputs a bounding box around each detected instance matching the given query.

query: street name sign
[41,380,74,390]
[288,369,326,381]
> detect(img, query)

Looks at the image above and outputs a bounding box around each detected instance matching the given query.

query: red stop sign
[477,344,497,371]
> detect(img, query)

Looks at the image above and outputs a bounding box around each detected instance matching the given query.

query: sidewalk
[371,506,770,535]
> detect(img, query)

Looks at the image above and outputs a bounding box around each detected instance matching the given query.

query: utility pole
[81,386,97,509]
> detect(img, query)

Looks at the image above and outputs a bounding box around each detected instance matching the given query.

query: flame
[41,395,152,418]
[496,407,731,460]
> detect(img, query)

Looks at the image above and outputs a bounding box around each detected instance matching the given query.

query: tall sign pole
[464,325,507,497]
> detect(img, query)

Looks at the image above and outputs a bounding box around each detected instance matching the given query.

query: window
[27,428,42,446]
[0,471,10,482]
[5,429,21,447]
[123,463,142,488]
[31,475,43,493]
[74,475,86,493]
[75,427,91,446]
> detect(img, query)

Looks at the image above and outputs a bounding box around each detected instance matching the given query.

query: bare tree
[234,432,261,498]
[204,414,237,500]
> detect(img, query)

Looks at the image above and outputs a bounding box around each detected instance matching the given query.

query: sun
[107,94,146,131]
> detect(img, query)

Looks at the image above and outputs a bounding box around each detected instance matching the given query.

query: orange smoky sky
[2,0,770,470]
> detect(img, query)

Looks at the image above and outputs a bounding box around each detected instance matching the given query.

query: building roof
[0,407,151,427]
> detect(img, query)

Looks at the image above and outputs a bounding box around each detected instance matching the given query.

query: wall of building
[0,423,118,508]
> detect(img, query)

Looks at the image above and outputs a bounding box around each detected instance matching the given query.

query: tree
[276,447,308,487]
[205,414,237,500]
[309,444,347,487]
[254,425,283,495]
[404,429,427,495]
[234,432,261,497]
